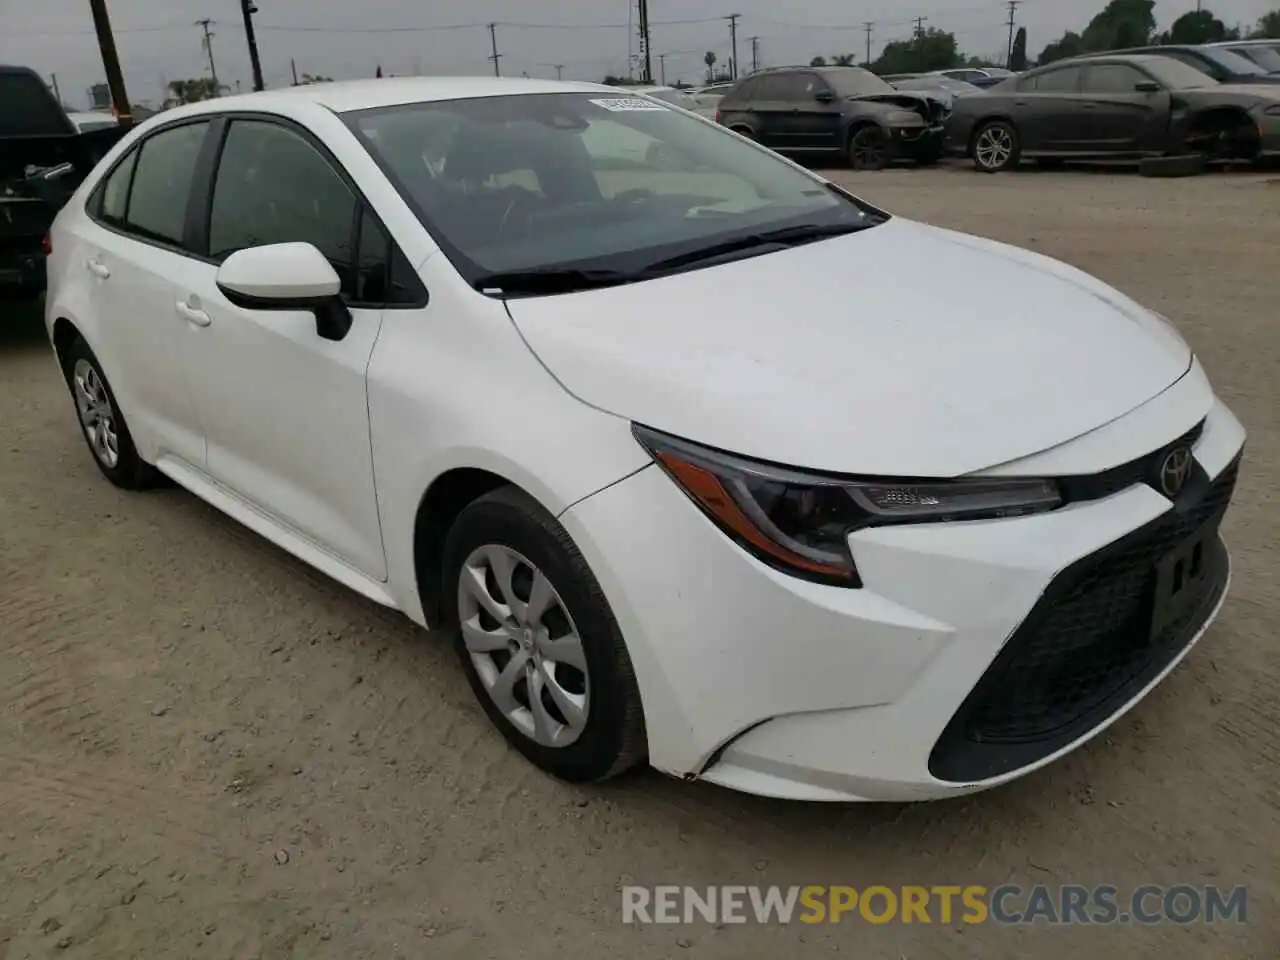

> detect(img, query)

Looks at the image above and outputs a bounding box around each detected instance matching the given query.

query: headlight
[634,425,1062,588]
[886,110,926,126]
[1265,104,1280,117]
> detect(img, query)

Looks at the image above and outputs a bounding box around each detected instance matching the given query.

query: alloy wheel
[851,128,889,170]
[457,544,590,748]
[976,125,1014,170]
[72,358,120,469]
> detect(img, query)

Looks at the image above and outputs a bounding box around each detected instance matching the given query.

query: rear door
[788,72,845,149]
[1013,65,1091,151]
[75,119,214,469]
[746,75,797,148]
[1079,63,1169,152]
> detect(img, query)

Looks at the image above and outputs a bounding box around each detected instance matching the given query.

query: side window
[97,148,138,225]
[352,209,425,307]
[731,78,760,100]
[799,74,831,99]
[124,121,210,246]
[773,74,811,101]
[1030,67,1081,92]
[753,75,790,99]
[1082,65,1146,93]
[208,119,357,293]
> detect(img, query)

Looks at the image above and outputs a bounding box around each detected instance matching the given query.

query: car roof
[1207,39,1278,46]
[159,76,615,120]
[1043,53,1171,68]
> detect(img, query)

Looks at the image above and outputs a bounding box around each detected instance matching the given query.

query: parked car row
[696,45,1280,173]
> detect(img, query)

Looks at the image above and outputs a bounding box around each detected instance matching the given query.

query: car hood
[1194,82,1280,100]
[506,218,1192,477]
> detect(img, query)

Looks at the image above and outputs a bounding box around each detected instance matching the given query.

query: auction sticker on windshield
[589,98,668,111]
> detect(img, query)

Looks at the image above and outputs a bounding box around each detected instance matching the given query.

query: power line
[196,18,219,88]
[488,22,501,77]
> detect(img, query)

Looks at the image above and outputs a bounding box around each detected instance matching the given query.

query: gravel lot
[1,168,1277,959]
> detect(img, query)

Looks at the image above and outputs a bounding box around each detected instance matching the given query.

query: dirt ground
[1,167,1277,960]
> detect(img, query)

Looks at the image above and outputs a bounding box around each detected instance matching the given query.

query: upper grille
[1057,420,1204,504]
[929,454,1239,783]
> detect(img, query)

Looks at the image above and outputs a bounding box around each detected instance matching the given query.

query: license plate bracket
[1150,520,1218,640]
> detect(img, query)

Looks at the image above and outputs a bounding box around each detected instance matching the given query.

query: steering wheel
[494,186,545,242]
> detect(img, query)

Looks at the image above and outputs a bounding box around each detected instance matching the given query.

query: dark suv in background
[715,65,950,169]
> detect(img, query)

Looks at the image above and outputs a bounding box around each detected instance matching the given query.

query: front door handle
[1014,100,1028,107]
[86,259,110,279]
[175,300,211,327]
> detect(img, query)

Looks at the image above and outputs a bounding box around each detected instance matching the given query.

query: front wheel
[848,125,892,170]
[971,120,1020,173]
[441,486,646,783]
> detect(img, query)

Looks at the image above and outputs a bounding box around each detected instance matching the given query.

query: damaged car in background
[949,53,1280,173]
[715,65,950,169]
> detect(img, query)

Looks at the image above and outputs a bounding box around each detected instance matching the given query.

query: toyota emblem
[1158,446,1193,499]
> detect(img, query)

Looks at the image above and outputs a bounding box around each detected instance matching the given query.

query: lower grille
[929,455,1240,783]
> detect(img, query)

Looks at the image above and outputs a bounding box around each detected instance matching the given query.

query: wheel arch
[51,315,83,381]
[1184,105,1260,159]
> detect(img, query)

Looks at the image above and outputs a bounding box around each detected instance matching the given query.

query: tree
[298,73,334,84]
[375,65,384,78]
[831,53,857,66]
[809,55,828,66]
[1249,10,1280,37]
[871,27,962,75]
[1081,0,1156,51]
[1010,27,1028,70]
[1159,9,1237,43]
[1038,30,1085,64]
[703,51,718,82]
[163,77,226,106]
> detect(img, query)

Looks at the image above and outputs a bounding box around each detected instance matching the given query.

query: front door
[1013,65,1094,152]
[786,73,845,150]
[1079,64,1170,153]
[176,117,389,580]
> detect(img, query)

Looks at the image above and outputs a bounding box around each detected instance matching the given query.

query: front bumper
[1254,109,1280,157]
[559,395,1246,802]
[892,124,946,155]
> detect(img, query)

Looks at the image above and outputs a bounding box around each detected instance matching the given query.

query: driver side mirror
[216,242,353,342]
[814,89,837,103]
[1134,80,1161,93]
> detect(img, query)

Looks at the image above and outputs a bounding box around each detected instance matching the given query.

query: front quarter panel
[368,256,652,626]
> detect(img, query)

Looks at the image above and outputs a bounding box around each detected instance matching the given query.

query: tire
[441,486,646,783]
[847,125,892,171]
[971,120,1020,173]
[62,336,161,490]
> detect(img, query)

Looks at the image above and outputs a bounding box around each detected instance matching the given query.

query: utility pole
[488,23,501,77]
[863,22,874,66]
[637,0,653,83]
[913,15,928,40]
[196,19,220,89]
[1005,0,1021,68]
[750,36,760,72]
[657,54,666,86]
[290,57,299,85]
[552,64,564,80]
[727,13,741,80]
[240,0,265,92]
[87,0,134,126]
[50,73,62,104]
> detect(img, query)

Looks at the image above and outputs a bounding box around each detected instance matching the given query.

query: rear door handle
[175,300,211,327]
[86,259,110,279]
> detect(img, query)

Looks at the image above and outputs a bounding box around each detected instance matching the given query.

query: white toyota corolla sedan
[44,78,1245,802]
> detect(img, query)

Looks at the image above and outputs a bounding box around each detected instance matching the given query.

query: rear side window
[753,75,795,100]
[1082,64,1147,93]
[1029,67,1081,92]
[124,121,211,246]
[208,119,357,290]
[98,149,138,225]
[728,77,760,100]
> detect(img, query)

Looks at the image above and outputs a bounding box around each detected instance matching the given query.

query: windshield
[822,68,895,97]
[346,92,882,288]
[1144,57,1221,88]
[1200,48,1268,75]
[1232,44,1280,72]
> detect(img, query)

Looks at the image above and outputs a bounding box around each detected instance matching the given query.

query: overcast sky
[2,0,1274,108]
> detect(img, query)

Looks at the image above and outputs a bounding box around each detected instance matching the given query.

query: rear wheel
[848,125,892,170]
[441,486,646,783]
[62,337,160,490]
[972,120,1020,173]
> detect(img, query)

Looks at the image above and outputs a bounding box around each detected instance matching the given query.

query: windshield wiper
[474,267,646,296]
[642,221,871,273]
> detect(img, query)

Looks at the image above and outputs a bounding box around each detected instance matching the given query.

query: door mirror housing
[814,89,837,103]
[1134,80,1161,93]
[216,242,352,341]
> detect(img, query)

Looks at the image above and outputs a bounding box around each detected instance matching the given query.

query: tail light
[41,233,52,256]
[715,108,722,124]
